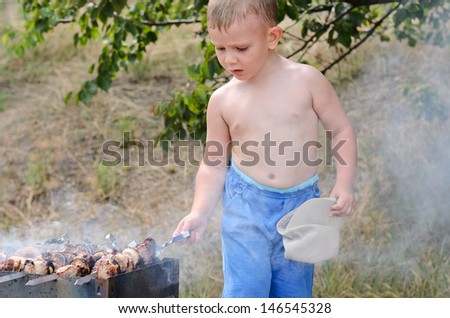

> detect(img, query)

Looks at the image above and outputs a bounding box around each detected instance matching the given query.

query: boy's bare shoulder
[280,60,333,97]
[208,78,240,107]
[206,80,232,118]
[283,59,325,81]
[213,78,240,95]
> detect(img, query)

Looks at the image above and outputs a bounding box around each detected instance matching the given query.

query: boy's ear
[267,26,283,50]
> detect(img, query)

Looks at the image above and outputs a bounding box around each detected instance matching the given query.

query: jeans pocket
[313,184,322,198]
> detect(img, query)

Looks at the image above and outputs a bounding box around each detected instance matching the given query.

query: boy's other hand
[329,186,356,217]
[173,212,209,244]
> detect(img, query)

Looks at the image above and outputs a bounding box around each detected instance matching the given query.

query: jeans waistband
[230,161,319,194]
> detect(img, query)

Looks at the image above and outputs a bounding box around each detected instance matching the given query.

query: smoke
[336,40,450,273]
[0,184,179,253]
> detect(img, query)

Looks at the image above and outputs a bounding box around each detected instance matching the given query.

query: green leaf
[86,81,98,95]
[187,64,203,82]
[128,53,137,63]
[327,29,336,45]
[186,99,201,115]
[91,27,101,40]
[125,21,138,36]
[15,45,25,58]
[77,87,93,105]
[88,63,96,74]
[35,19,49,33]
[203,42,216,60]
[206,60,216,80]
[99,2,114,24]
[76,0,87,8]
[301,22,309,38]
[408,37,417,47]
[277,0,287,23]
[64,92,73,105]
[309,21,323,32]
[285,4,299,21]
[39,7,52,18]
[74,33,79,47]
[79,34,88,46]
[97,74,113,91]
[1,33,9,46]
[347,10,365,26]
[145,31,158,43]
[394,8,409,27]
[380,34,390,42]
[201,62,211,80]
[111,0,127,14]
[335,2,346,16]
[337,32,352,48]
[407,3,424,19]
[294,0,311,10]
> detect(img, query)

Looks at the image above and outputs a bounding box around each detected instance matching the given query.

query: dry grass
[1,3,449,298]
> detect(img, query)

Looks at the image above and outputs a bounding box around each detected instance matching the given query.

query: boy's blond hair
[207,0,278,31]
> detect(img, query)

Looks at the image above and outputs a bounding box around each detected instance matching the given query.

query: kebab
[1,245,47,272]
[0,253,55,282]
[0,235,106,284]
[2,231,189,286]
[75,237,158,283]
[1,242,96,274]
[1,256,27,272]
[23,259,55,275]
[23,236,159,286]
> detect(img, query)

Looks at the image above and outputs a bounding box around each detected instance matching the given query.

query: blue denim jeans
[221,162,321,298]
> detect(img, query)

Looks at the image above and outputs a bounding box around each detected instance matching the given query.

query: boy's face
[209,14,280,81]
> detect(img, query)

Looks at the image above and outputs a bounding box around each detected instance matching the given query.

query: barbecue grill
[0,258,179,298]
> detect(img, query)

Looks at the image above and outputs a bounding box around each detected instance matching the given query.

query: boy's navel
[268,173,276,180]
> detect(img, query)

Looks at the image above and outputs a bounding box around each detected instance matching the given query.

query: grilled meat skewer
[24,259,55,275]
[3,235,163,284]
[92,256,120,280]
[1,256,27,272]
[56,259,89,277]
[135,237,157,265]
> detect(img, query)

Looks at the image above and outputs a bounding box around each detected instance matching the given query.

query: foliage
[0,91,5,112]
[96,159,120,197]
[115,116,136,147]
[25,157,48,193]
[2,0,449,143]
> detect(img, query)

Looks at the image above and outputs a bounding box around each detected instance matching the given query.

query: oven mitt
[276,197,349,264]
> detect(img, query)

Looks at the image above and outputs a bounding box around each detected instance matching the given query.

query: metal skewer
[155,231,190,257]
[0,272,26,284]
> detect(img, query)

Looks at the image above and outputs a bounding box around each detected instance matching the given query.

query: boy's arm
[328,125,357,216]
[307,66,357,216]
[173,91,231,243]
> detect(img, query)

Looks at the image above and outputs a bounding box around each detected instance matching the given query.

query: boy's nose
[224,53,238,65]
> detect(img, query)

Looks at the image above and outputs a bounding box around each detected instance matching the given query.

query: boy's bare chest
[222,88,315,138]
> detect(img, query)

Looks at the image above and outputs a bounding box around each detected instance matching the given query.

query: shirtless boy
[174,0,357,298]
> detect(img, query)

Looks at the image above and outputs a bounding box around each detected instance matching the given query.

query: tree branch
[343,0,401,6]
[56,18,75,25]
[56,18,201,27]
[321,2,402,74]
[141,19,201,27]
[287,5,356,59]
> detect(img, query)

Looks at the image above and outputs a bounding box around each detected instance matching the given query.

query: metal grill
[0,258,179,298]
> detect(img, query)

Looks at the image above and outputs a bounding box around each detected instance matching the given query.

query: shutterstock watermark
[101,132,347,167]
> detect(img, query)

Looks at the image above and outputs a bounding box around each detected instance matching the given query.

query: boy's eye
[215,47,225,51]
[237,47,248,52]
